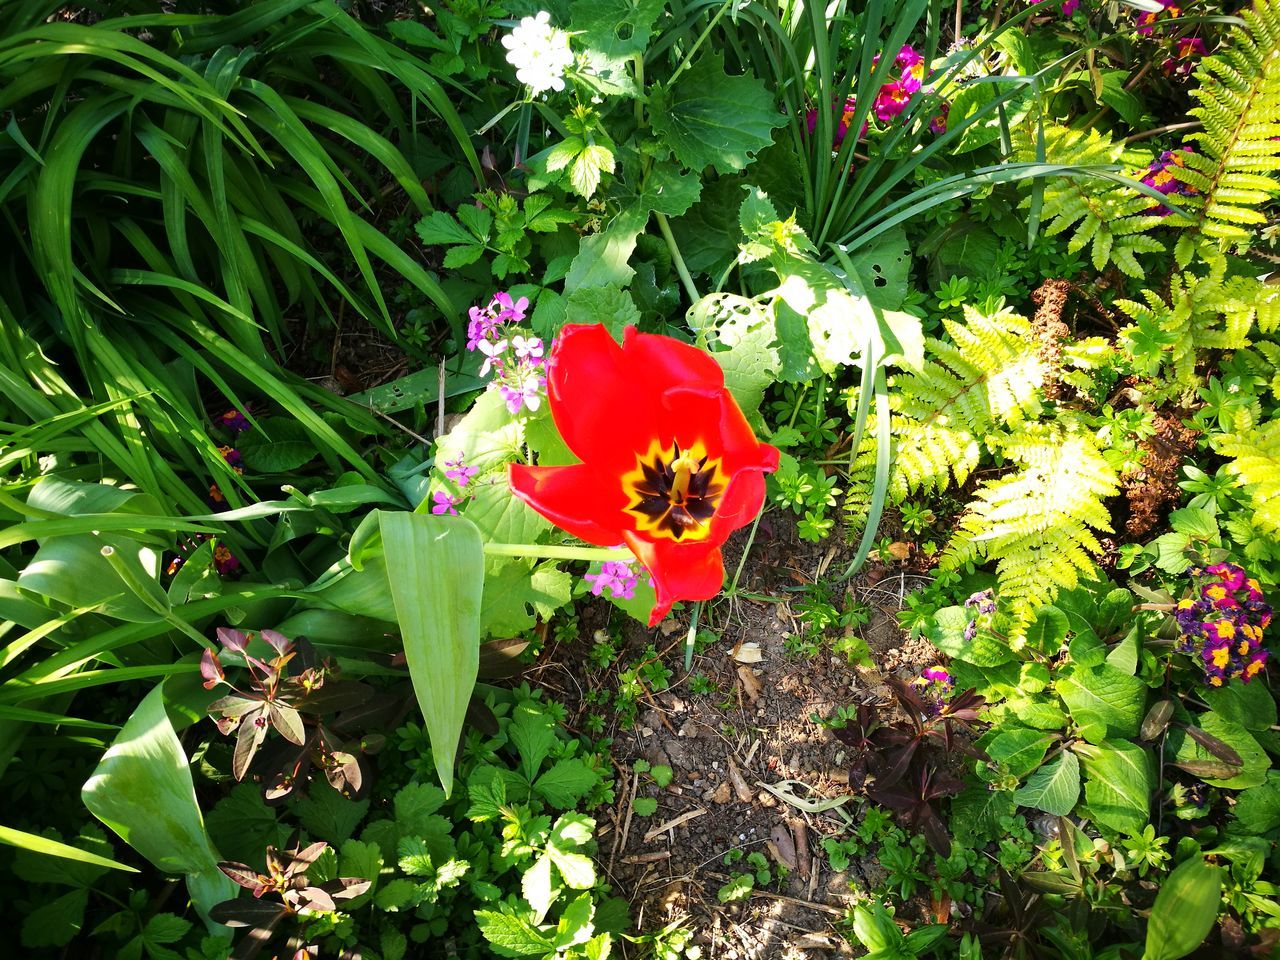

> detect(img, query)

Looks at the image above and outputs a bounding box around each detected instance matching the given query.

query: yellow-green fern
[1169,0,1280,265]
[1214,420,1280,538]
[940,424,1121,634]
[887,306,1045,498]
[1024,126,1166,278]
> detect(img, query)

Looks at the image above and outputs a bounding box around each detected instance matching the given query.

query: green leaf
[416,211,478,246]
[1171,712,1268,789]
[293,780,369,844]
[338,839,383,905]
[481,559,573,637]
[842,227,912,312]
[535,758,601,808]
[143,913,192,944]
[717,873,755,902]
[1025,605,1069,653]
[21,888,89,948]
[380,512,484,797]
[81,684,235,923]
[1234,772,1280,833]
[3,824,135,876]
[565,284,641,340]
[927,605,1013,667]
[986,728,1057,778]
[950,785,1016,845]
[632,796,658,816]
[1202,681,1278,732]
[205,783,289,866]
[1057,664,1145,744]
[640,162,702,217]
[649,53,785,175]
[569,144,615,199]
[477,906,555,958]
[1081,740,1152,835]
[522,855,555,923]
[1014,751,1081,816]
[237,417,316,472]
[564,207,646,292]
[554,893,596,950]
[1142,856,1222,960]
[510,701,558,782]
[395,782,448,833]
[573,0,666,59]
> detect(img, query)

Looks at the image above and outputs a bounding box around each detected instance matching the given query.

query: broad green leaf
[21,888,89,949]
[522,855,555,923]
[1171,711,1269,789]
[1234,772,1280,833]
[573,0,666,59]
[237,417,316,472]
[985,728,1056,778]
[1057,664,1145,744]
[1014,751,1081,816]
[1142,856,1222,960]
[927,605,1013,667]
[1202,680,1278,732]
[650,53,785,175]
[81,684,235,923]
[564,207,646,291]
[1081,739,1152,835]
[949,785,1016,845]
[477,907,555,958]
[565,284,641,339]
[380,512,484,796]
[640,162,702,217]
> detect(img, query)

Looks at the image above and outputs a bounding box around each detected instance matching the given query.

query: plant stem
[684,599,704,672]
[483,542,633,562]
[656,212,701,305]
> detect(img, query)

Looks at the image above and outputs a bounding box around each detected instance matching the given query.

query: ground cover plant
[6,0,1280,957]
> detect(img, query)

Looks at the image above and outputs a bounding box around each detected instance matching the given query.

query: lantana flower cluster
[501,11,573,96]
[806,44,949,150]
[1140,147,1200,215]
[1174,562,1272,687]
[467,291,547,416]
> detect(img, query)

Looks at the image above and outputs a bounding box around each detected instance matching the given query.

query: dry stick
[609,771,640,872]
[643,807,708,843]
[436,358,446,440]
[623,850,672,864]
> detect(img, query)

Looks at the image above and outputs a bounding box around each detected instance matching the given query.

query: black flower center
[622,440,726,541]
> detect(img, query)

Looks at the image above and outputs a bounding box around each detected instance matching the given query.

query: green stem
[483,542,633,562]
[656,212,700,307]
[667,0,733,88]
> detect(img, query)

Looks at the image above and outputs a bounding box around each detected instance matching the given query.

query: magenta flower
[491,291,529,323]
[218,409,251,434]
[431,490,459,516]
[929,100,950,135]
[499,371,546,414]
[443,456,478,487]
[584,560,639,600]
[1174,563,1272,686]
[874,81,912,122]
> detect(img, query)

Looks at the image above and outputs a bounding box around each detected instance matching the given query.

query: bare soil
[531,519,944,959]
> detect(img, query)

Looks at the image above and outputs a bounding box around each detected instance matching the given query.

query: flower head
[1176,563,1271,686]
[874,81,913,122]
[431,490,459,516]
[501,11,573,96]
[444,456,479,487]
[492,291,530,323]
[509,325,780,626]
[584,560,639,600]
[1140,147,1200,215]
[213,543,241,576]
[219,445,244,474]
[218,409,251,434]
[914,666,954,713]
[929,100,951,135]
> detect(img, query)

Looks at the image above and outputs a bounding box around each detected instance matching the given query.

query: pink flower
[444,456,478,487]
[929,100,950,135]
[584,560,639,600]
[431,490,458,515]
[874,81,912,122]
[491,291,529,323]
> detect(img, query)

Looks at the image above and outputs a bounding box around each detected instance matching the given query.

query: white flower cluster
[501,11,573,96]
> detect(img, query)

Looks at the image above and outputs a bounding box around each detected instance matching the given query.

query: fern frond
[1214,419,1280,537]
[1023,126,1166,278]
[1116,264,1258,390]
[1171,0,1280,263]
[887,306,1045,498]
[939,424,1121,634]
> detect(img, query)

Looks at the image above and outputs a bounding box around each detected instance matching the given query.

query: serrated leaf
[21,889,88,948]
[522,854,555,923]
[650,53,785,175]
[416,211,476,246]
[570,144,614,199]
[574,0,666,59]
[535,758,601,808]
[477,907,555,958]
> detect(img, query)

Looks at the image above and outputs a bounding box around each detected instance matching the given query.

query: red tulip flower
[509,324,780,626]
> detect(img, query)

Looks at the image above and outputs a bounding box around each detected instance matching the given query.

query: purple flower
[584,561,638,600]
[499,373,547,415]
[964,589,996,615]
[478,338,507,377]
[466,305,501,350]
[929,100,950,135]
[431,490,458,516]
[491,291,529,323]
[218,409,251,434]
[444,456,478,487]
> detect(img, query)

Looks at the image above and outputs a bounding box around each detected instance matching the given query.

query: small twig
[643,807,708,843]
[706,874,845,916]
[436,358,446,440]
[623,850,672,864]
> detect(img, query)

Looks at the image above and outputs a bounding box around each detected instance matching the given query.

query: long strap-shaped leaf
[379,511,484,797]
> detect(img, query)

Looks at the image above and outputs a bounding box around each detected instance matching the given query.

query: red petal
[621,327,724,391]
[706,470,769,548]
[546,325,645,468]
[509,462,626,546]
[624,533,725,626]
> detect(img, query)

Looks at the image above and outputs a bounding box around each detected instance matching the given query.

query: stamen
[621,440,726,542]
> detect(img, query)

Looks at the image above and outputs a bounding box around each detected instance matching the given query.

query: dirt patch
[534,521,945,958]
